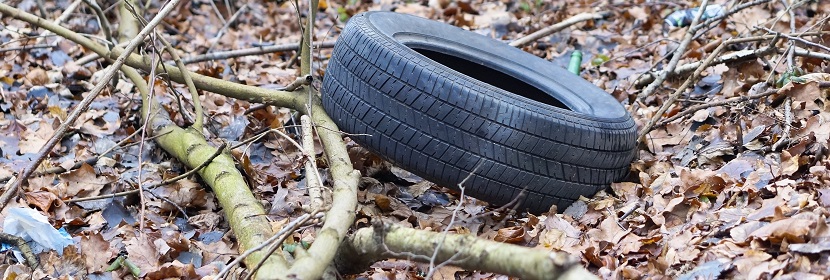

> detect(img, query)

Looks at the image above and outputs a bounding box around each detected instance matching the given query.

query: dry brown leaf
[79,233,118,273]
[125,236,161,277]
[153,179,211,211]
[145,261,198,280]
[38,246,86,277]
[25,68,48,85]
[493,226,525,244]
[58,163,114,198]
[24,190,60,212]
[750,217,815,243]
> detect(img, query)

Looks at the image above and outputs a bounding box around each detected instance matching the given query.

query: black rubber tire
[321,12,637,213]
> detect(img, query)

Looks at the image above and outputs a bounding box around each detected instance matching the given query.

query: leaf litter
[1,0,829,279]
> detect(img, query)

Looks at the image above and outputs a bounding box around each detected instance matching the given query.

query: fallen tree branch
[336,221,597,280]
[218,211,323,279]
[151,113,290,274]
[509,12,610,48]
[278,1,362,277]
[302,115,327,212]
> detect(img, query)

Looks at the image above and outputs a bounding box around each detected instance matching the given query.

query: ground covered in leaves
[1,0,830,279]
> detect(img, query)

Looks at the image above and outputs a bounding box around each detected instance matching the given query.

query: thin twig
[785,46,830,62]
[426,161,481,279]
[207,0,227,26]
[636,0,710,101]
[691,0,774,40]
[182,41,336,64]
[0,43,55,53]
[656,88,778,126]
[302,115,326,212]
[80,0,114,46]
[771,0,797,151]
[761,27,830,53]
[206,3,249,53]
[157,35,204,131]
[509,12,610,48]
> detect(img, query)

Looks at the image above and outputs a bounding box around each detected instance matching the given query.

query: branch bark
[337,222,597,280]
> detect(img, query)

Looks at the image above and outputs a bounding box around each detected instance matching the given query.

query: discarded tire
[321,12,637,213]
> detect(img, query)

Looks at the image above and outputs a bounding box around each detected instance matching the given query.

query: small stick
[425,165,477,280]
[285,75,313,92]
[206,3,249,53]
[509,12,610,48]
[0,43,55,53]
[618,202,640,221]
[771,0,797,151]
[761,27,830,53]
[182,41,336,64]
[302,115,326,212]
[785,46,830,62]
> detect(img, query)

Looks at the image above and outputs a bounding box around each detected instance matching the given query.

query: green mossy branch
[112,0,287,273]
[151,117,288,272]
[338,222,598,280]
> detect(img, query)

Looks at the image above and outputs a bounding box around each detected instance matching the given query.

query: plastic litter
[2,208,73,255]
[665,5,725,27]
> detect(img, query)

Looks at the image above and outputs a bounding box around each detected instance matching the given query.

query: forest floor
[1,0,830,279]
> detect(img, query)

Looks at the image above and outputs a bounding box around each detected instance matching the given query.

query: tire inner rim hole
[411,47,569,110]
